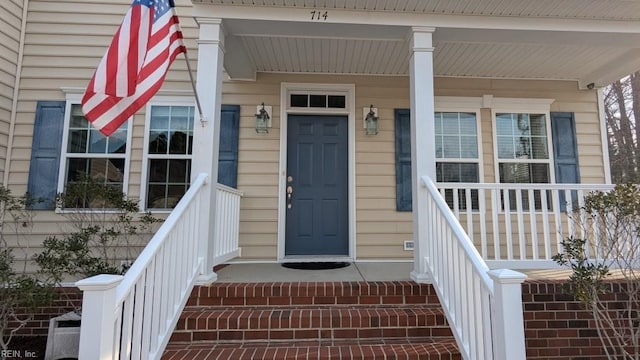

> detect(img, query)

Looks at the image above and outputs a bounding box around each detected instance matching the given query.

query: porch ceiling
[198,1,640,87]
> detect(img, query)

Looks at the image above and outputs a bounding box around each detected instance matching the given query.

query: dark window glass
[291,94,308,107]
[327,95,346,108]
[309,95,326,107]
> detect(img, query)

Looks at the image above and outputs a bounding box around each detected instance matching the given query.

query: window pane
[327,95,345,108]
[436,162,479,182]
[442,114,458,134]
[68,130,88,153]
[168,159,190,182]
[150,106,170,129]
[309,95,326,107]
[496,114,514,135]
[531,137,548,159]
[149,131,169,154]
[88,130,107,153]
[169,131,189,154]
[459,113,477,134]
[442,136,460,158]
[434,114,443,135]
[530,114,546,136]
[149,159,168,182]
[66,158,125,184]
[497,136,515,159]
[499,163,549,183]
[108,130,127,154]
[460,136,478,158]
[291,94,308,107]
[147,185,168,208]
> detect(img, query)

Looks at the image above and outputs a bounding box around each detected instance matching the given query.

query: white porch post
[192,18,224,284]
[488,269,528,360]
[76,274,123,359]
[409,27,436,283]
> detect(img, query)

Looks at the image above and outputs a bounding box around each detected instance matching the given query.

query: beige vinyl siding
[9,0,198,193]
[7,0,608,263]
[0,0,23,180]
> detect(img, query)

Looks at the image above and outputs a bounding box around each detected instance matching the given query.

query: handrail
[116,173,209,303]
[420,176,527,360]
[77,173,210,360]
[422,178,493,291]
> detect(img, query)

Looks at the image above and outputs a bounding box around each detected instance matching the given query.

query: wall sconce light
[363,105,378,135]
[255,103,271,133]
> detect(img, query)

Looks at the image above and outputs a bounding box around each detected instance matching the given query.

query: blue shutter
[551,112,580,211]
[395,109,412,211]
[27,101,66,209]
[217,105,240,188]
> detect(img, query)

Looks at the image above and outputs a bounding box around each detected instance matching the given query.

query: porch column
[409,27,436,283]
[192,18,224,283]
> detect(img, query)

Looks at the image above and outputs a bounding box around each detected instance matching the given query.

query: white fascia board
[194,4,640,34]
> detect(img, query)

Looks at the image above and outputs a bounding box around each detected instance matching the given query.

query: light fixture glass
[255,103,270,133]
[365,105,378,135]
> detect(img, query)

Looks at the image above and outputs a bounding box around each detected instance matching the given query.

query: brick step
[171,305,452,343]
[187,281,440,307]
[163,338,462,360]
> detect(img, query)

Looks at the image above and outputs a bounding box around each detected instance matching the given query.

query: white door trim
[277,82,356,262]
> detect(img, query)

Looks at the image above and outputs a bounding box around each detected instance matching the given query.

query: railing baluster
[528,189,538,260]
[541,189,551,259]
[515,189,526,260]
[491,189,500,260]
[479,189,487,259]
[503,189,513,260]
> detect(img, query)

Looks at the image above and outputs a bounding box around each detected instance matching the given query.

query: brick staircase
[163,281,461,359]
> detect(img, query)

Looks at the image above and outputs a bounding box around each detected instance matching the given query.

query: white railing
[421,176,527,360]
[436,182,615,269]
[75,174,243,360]
[214,183,243,264]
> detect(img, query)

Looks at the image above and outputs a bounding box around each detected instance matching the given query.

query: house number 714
[310,11,328,21]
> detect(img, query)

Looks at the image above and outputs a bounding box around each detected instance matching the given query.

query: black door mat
[282,262,351,270]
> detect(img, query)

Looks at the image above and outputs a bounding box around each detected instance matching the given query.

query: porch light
[255,103,271,133]
[364,105,378,135]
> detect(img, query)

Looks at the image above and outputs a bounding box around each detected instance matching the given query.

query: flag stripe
[82,0,186,136]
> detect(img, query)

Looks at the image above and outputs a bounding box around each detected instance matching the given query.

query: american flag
[81,0,186,136]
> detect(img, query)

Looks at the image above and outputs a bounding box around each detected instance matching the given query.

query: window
[58,104,130,208]
[435,111,480,209]
[144,105,194,209]
[495,112,551,209]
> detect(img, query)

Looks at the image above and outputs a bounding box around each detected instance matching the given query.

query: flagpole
[183,51,206,126]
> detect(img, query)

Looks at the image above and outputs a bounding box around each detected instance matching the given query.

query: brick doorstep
[164,282,460,360]
[163,338,462,360]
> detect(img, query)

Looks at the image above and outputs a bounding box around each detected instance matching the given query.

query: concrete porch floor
[215,262,414,282]
[213,262,571,282]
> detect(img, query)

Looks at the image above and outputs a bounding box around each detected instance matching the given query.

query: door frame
[277,83,356,262]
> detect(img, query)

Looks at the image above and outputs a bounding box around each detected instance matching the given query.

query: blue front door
[285,115,349,256]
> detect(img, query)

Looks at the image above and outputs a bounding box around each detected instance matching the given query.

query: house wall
[227,73,605,261]
[7,0,607,264]
[0,0,24,182]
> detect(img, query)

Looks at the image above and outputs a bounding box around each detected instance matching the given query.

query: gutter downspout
[4,0,30,187]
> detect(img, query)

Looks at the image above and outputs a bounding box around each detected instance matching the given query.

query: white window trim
[140,96,197,212]
[56,95,133,211]
[489,97,556,184]
[434,96,484,182]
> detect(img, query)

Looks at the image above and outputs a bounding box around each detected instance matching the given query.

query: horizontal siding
[0,0,23,181]
[8,0,608,264]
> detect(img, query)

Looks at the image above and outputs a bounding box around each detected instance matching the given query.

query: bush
[35,176,161,287]
[553,183,640,359]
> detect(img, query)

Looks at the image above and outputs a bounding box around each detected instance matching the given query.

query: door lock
[286,185,293,209]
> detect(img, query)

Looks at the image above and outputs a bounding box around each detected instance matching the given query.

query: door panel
[285,115,349,256]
